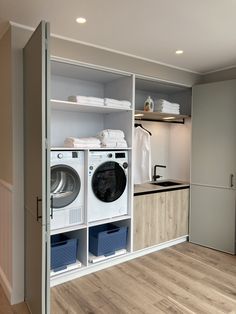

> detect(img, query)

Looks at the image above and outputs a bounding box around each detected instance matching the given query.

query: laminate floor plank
[51,242,236,314]
[0,285,29,314]
[172,242,236,276]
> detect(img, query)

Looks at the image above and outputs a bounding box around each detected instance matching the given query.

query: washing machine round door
[51,165,81,208]
[92,161,127,202]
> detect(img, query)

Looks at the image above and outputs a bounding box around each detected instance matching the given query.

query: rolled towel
[97,129,125,140]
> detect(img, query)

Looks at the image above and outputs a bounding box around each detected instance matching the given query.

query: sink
[151,180,182,187]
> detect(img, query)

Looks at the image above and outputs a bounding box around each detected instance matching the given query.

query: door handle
[36,196,42,221]
[50,195,54,219]
[230,174,234,188]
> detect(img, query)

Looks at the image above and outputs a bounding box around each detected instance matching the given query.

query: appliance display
[50,150,84,230]
[87,151,129,222]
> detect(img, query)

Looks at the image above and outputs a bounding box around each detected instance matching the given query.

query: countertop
[134,179,190,196]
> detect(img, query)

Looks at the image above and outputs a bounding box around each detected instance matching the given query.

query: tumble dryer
[88,151,129,222]
[50,150,84,230]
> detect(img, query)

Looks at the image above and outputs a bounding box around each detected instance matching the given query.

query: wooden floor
[0,285,29,314]
[51,242,236,314]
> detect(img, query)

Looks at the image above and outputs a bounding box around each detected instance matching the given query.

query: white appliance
[50,150,84,230]
[88,151,129,222]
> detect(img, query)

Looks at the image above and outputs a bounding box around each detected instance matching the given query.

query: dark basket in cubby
[51,234,78,272]
[89,223,128,257]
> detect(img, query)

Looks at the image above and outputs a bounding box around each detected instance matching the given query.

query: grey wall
[201,67,236,84]
[0,28,12,184]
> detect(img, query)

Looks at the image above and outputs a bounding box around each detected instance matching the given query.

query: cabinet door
[190,185,235,254]
[192,80,236,187]
[24,21,50,314]
[133,193,166,251]
[165,189,189,241]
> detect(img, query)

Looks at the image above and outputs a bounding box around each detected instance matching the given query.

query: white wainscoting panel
[0,179,13,300]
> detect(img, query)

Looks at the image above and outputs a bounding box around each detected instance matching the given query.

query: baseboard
[0,266,12,303]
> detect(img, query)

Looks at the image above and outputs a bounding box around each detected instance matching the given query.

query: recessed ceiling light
[175,50,184,55]
[76,17,87,24]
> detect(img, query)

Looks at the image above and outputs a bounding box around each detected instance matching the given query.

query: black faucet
[153,164,166,181]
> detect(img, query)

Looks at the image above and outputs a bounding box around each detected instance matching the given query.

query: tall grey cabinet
[190,80,236,254]
[24,22,50,314]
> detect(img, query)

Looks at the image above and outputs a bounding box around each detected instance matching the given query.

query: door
[192,80,236,187]
[51,164,81,208]
[92,161,127,202]
[190,185,235,254]
[24,21,50,314]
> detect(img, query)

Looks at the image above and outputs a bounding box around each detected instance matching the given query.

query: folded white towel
[64,142,101,148]
[65,137,101,145]
[101,138,127,145]
[104,98,131,108]
[156,109,180,114]
[97,129,125,140]
[101,141,128,148]
[68,96,104,105]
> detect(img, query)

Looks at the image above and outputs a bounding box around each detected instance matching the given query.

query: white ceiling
[1,0,236,74]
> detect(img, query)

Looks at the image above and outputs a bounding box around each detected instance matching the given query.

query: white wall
[135,118,191,181]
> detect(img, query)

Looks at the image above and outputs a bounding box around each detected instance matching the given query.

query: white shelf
[50,147,132,151]
[51,99,133,113]
[50,224,87,235]
[135,110,190,123]
[88,215,131,227]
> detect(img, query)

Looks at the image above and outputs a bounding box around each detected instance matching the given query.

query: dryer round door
[92,161,127,203]
[51,165,81,208]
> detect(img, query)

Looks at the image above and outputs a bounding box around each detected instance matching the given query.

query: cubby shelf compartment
[135,110,190,124]
[51,99,133,114]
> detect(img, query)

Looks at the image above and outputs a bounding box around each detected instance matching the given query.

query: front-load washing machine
[88,151,129,222]
[50,150,84,230]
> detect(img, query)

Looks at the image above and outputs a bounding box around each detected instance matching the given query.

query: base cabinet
[165,189,189,241]
[133,189,189,251]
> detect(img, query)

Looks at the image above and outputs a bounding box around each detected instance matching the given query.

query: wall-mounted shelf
[51,99,132,113]
[134,110,190,124]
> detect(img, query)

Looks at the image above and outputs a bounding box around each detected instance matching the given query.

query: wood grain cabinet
[133,189,189,251]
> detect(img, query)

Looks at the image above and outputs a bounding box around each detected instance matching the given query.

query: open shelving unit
[50,58,134,284]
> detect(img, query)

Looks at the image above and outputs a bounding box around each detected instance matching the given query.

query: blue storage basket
[51,234,78,272]
[89,223,128,257]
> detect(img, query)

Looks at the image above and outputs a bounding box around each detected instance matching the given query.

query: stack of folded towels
[68,96,104,107]
[68,95,131,109]
[104,98,131,109]
[155,99,180,114]
[97,129,128,148]
[64,137,101,148]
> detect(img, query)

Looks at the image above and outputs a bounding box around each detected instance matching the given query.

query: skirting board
[51,236,188,287]
[0,266,12,302]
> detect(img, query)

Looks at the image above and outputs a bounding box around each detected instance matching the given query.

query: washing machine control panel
[57,153,63,159]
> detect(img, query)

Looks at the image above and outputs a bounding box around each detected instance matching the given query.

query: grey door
[192,80,236,187]
[190,185,236,254]
[24,21,50,314]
